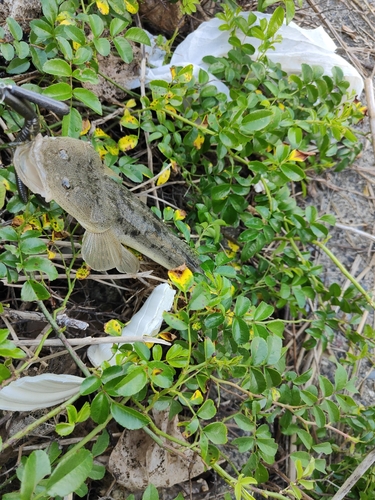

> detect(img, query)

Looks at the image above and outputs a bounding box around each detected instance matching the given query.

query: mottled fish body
[13,135,200,273]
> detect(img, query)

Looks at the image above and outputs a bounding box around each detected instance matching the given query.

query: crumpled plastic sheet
[136,11,363,98]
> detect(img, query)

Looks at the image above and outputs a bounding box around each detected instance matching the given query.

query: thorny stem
[36,300,91,377]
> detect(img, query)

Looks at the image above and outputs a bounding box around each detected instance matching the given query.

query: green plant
[0,1,373,499]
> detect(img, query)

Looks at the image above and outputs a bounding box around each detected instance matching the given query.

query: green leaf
[235,296,251,317]
[280,163,305,181]
[232,317,249,344]
[110,18,129,37]
[163,312,188,331]
[43,58,72,77]
[56,36,73,61]
[43,83,72,101]
[88,14,104,38]
[21,280,50,301]
[91,392,110,424]
[80,376,101,395]
[19,237,47,255]
[266,335,282,365]
[234,414,254,432]
[62,108,82,138]
[64,25,86,45]
[166,344,189,368]
[111,402,150,429]
[254,301,274,321]
[114,366,147,397]
[312,406,326,428]
[239,110,273,134]
[312,442,332,454]
[55,422,75,436]
[251,337,268,366]
[319,375,334,397]
[296,429,313,450]
[1,43,15,61]
[30,19,54,39]
[6,58,30,75]
[203,422,228,444]
[148,361,175,388]
[125,27,151,46]
[143,484,159,500]
[92,430,110,458]
[23,257,58,281]
[41,0,58,24]
[94,37,111,57]
[321,400,340,423]
[266,6,284,38]
[7,17,23,41]
[197,399,217,420]
[0,226,18,241]
[334,363,348,391]
[20,450,51,500]
[46,449,93,496]
[73,88,102,115]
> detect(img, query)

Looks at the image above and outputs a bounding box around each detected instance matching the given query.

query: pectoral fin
[82,229,140,273]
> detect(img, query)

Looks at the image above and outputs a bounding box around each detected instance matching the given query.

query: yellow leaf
[170,66,177,80]
[106,143,119,156]
[156,167,170,186]
[278,102,285,110]
[50,217,64,232]
[1,177,11,190]
[12,215,24,227]
[94,143,108,159]
[118,135,138,151]
[193,132,204,150]
[165,104,177,114]
[104,319,123,336]
[93,127,110,139]
[80,118,91,136]
[124,0,139,14]
[59,19,74,26]
[255,89,262,94]
[57,11,74,23]
[28,218,42,230]
[228,240,239,253]
[125,98,137,108]
[73,41,81,50]
[76,264,91,280]
[271,388,280,401]
[152,368,163,376]
[120,108,139,128]
[288,149,314,162]
[47,249,56,260]
[177,64,193,83]
[174,209,186,221]
[159,331,176,342]
[170,159,178,172]
[191,389,203,403]
[96,0,110,14]
[225,310,234,326]
[168,264,194,292]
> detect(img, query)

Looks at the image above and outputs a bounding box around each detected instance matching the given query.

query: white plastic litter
[0,284,176,411]
[140,11,363,98]
[0,374,83,411]
[87,283,176,367]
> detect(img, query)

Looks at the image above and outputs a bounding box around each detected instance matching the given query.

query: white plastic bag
[142,12,363,97]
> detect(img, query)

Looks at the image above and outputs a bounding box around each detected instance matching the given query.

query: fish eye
[61,177,71,190]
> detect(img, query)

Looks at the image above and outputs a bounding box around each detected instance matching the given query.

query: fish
[13,134,200,274]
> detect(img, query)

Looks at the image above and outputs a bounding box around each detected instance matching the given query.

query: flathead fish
[13,134,200,273]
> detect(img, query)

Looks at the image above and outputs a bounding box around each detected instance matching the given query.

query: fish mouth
[13,134,52,201]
